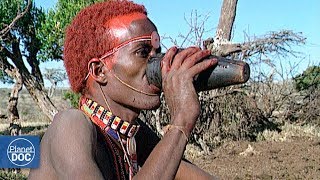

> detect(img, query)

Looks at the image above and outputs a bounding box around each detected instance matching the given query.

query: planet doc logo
[6,138,36,167]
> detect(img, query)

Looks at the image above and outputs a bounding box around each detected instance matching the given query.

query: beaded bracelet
[163,124,189,142]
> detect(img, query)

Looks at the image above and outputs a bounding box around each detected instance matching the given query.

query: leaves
[37,0,103,61]
[63,90,80,108]
[0,0,43,83]
[294,65,320,91]
[0,70,14,84]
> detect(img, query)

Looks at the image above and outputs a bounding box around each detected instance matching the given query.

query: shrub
[294,65,320,91]
[63,91,80,108]
[0,170,27,180]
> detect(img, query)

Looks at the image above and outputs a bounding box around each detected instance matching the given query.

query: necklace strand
[80,97,139,179]
[106,132,126,180]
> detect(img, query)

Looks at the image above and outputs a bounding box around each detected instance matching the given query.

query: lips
[149,84,161,94]
[143,74,161,94]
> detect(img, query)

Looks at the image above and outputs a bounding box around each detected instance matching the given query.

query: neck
[85,84,140,123]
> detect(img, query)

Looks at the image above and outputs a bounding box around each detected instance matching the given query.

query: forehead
[107,13,157,43]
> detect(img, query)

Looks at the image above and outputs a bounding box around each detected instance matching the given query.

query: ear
[87,58,109,84]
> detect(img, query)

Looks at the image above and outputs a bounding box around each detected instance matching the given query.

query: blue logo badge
[0,136,40,168]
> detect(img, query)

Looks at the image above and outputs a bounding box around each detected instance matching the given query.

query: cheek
[114,55,146,77]
[127,62,145,76]
[105,58,116,70]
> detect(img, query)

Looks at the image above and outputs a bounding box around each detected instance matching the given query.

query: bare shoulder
[44,109,96,147]
[47,109,94,136]
[46,108,96,157]
[35,109,102,179]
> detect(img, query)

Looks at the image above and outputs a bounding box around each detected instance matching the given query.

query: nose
[149,49,157,57]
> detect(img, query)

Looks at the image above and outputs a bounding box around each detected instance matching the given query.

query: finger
[180,50,212,69]
[187,58,218,79]
[161,46,178,77]
[171,47,200,69]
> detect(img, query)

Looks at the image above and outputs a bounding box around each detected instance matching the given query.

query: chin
[137,96,161,110]
[145,102,161,110]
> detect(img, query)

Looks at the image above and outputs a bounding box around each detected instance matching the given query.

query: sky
[1,0,319,88]
[136,0,320,63]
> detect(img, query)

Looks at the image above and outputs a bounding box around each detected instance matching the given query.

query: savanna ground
[0,88,319,180]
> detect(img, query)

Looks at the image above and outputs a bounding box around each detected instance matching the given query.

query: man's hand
[134,47,217,180]
[161,47,217,133]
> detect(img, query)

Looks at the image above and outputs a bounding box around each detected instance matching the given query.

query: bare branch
[208,30,306,57]
[180,10,212,47]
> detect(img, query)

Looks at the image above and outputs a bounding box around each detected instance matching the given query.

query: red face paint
[106,12,148,42]
[107,12,147,28]
[85,13,160,81]
[99,31,160,60]
[100,12,160,61]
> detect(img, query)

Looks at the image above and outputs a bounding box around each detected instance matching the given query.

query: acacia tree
[0,0,59,121]
[0,0,30,125]
[43,68,67,97]
[38,0,103,61]
[0,0,102,122]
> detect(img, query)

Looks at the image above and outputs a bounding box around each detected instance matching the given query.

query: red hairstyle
[63,0,147,93]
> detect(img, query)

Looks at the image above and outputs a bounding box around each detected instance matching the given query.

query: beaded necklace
[80,97,139,180]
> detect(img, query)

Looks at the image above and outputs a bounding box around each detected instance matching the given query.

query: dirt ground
[189,137,320,180]
[1,89,319,179]
[2,128,320,180]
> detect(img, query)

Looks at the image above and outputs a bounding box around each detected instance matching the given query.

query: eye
[135,46,152,58]
[155,46,162,54]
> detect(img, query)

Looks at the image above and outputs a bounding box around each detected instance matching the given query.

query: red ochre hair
[63,0,147,93]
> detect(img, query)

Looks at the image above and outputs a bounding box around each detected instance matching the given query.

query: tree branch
[0,0,32,40]
[216,0,238,40]
[0,56,16,77]
[0,44,15,60]
[208,30,306,57]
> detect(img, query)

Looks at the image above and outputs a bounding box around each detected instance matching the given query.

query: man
[28,1,218,179]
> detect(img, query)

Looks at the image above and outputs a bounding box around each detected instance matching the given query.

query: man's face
[103,13,161,110]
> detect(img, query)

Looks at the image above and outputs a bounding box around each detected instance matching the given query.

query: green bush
[0,170,27,180]
[294,65,320,91]
[63,91,80,108]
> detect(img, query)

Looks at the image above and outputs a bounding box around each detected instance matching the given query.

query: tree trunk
[216,0,238,41]
[48,81,57,97]
[22,71,58,121]
[6,68,22,124]
[5,68,23,141]
[1,54,58,121]
[5,69,22,175]
[0,110,7,119]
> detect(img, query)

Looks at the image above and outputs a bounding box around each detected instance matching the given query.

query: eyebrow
[129,40,152,50]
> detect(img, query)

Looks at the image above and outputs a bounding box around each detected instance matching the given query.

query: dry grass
[0,88,70,135]
[257,123,320,142]
[0,87,319,143]
[1,88,320,179]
